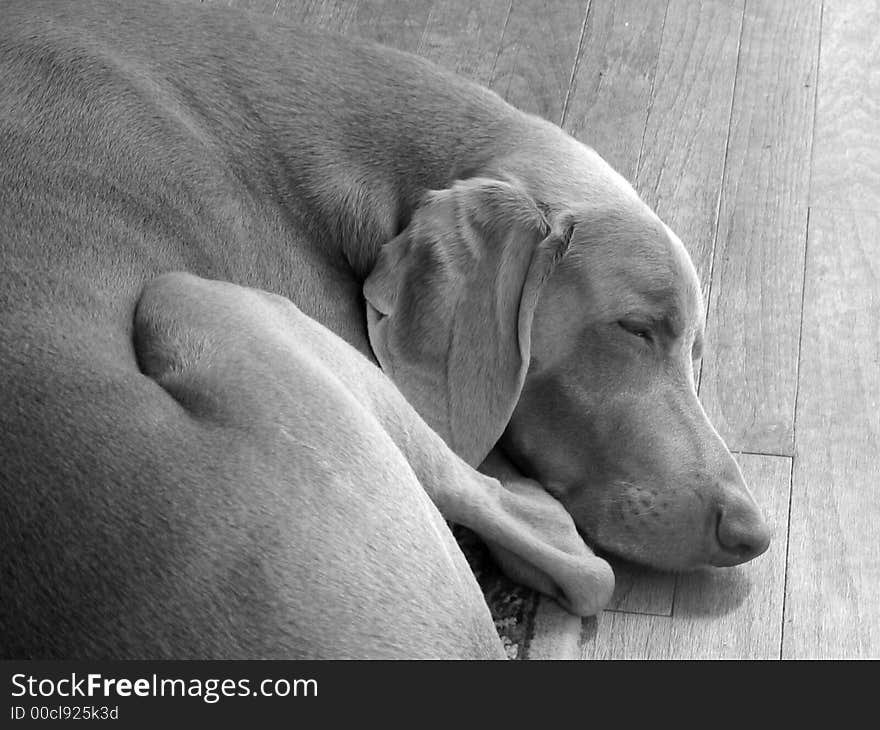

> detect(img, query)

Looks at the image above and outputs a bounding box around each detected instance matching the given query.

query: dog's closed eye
[617,319,653,341]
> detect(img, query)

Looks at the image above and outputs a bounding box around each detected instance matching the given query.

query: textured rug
[454,526,540,660]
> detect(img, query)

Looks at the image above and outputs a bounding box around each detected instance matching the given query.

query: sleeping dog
[0,0,769,658]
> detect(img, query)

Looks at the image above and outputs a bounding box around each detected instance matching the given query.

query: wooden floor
[208,0,880,659]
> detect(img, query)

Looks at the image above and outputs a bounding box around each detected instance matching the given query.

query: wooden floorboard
[603,561,676,616]
[810,0,880,211]
[562,0,668,182]
[698,0,822,456]
[634,0,743,290]
[489,0,588,123]
[348,0,434,51]
[232,0,358,31]
[283,0,360,31]
[783,209,880,659]
[416,1,509,84]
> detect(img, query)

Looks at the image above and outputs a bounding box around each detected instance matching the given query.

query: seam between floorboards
[730,450,793,459]
[559,0,593,128]
[697,0,747,396]
[414,3,434,57]
[606,608,672,619]
[634,0,671,184]
[488,0,515,87]
[806,0,826,210]
[783,201,815,659]
[779,452,797,660]
[781,0,824,661]
[343,0,362,34]
[805,204,880,214]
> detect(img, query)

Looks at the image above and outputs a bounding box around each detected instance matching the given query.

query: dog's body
[1,0,770,658]
[128,271,612,658]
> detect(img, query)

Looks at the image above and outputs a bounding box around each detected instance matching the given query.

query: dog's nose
[713,501,771,565]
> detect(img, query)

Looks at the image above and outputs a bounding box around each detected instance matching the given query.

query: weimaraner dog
[0,0,770,659]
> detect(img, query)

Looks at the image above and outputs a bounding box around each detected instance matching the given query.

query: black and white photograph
[1,0,877,685]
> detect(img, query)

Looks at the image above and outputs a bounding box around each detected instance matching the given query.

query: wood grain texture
[225,0,286,15]
[233,0,435,48]
[489,0,588,123]
[271,0,360,32]
[701,201,809,455]
[416,1,510,84]
[635,0,744,289]
[345,0,434,51]
[811,0,880,211]
[582,611,672,659]
[219,0,358,32]
[698,0,822,455]
[605,561,675,615]
[563,0,668,182]
[783,209,880,659]
[578,454,791,659]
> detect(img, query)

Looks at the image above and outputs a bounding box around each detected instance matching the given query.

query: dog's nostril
[715,508,771,562]
[731,540,755,555]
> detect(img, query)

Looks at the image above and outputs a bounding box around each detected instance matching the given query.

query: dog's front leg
[475,449,615,617]
[359,387,614,616]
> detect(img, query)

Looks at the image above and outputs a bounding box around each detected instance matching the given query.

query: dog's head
[364,175,769,571]
[503,197,770,569]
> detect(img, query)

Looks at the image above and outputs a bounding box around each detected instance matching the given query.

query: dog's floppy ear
[364,177,572,466]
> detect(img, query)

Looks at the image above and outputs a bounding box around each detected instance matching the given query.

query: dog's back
[0,0,511,658]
